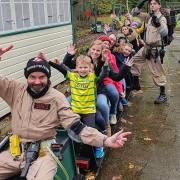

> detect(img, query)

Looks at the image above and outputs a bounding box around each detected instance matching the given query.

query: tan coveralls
[131,12,167,86]
[0,76,107,180]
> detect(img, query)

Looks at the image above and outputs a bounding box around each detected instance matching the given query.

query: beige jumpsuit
[0,76,107,180]
[131,12,167,86]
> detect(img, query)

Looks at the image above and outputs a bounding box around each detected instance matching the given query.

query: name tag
[34,103,51,110]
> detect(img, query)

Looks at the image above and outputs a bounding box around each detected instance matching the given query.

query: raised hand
[104,129,131,148]
[137,0,148,9]
[102,48,109,62]
[124,57,134,67]
[0,44,13,61]
[35,52,48,61]
[67,43,77,55]
[120,92,126,98]
[53,58,60,64]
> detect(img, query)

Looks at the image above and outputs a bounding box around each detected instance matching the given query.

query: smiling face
[121,26,129,35]
[102,40,110,49]
[119,38,126,47]
[122,44,133,57]
[76,62,91,77]
[76,55,92,77]
[27,71,48,93]
[89,44,102,61]
[109,34,116,47]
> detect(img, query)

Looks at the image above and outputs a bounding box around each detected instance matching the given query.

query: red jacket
[103,51,123,93]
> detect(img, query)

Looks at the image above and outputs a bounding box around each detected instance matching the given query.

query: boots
[154,86,167,104]
[131,76,143,95]
[106,123,111,137]
[133,76,141,91]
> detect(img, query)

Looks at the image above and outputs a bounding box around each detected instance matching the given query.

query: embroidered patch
[34,103,51,110]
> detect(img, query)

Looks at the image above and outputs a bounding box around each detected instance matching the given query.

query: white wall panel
[0,25,73,118]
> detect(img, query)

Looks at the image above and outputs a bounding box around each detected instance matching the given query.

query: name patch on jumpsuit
[34,103,51,110]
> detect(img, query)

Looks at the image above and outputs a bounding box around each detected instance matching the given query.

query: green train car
[2,128,85,180]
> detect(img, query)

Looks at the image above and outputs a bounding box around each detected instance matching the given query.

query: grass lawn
[97,16,112,24]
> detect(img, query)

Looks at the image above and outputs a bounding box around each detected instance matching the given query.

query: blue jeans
[66,96,71,104]
[96,94,109,124]
[95,109,106,131]
[104,84,119,115]
[79,113,96,128]
[121,78,126,95]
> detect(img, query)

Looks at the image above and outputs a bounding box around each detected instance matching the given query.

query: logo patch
[34,103,51,110]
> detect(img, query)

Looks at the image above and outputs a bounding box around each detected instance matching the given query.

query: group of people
[0,0,169,179]
[116,0,168,104]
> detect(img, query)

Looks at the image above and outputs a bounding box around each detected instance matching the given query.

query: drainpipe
[71,0,78,43]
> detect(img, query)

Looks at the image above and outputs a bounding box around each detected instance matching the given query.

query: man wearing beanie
[24,55,51,99]
[0,45,131,179]
[131,0,168,104]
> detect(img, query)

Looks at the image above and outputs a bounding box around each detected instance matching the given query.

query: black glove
[151,15,161,27]
[137,0,148,9]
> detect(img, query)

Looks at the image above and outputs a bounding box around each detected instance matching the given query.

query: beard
[27,80,51,99]
[30,84,46,94]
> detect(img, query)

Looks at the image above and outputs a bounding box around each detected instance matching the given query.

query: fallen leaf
[85,171,95,180]
[128,162,135,169]
[144,137,152,141]
[127,121,133,125]
[160,124,165,128]
[121,118,127,123]
[128,115,134,118]
[128,101,133,107]
[142,129,148,132]
[112,175,122,180]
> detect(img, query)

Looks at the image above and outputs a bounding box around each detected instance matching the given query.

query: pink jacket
[103,51,123,93]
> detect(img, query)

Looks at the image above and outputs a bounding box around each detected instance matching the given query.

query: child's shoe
[121,98,128,106]
[110,114,117,125]
[95,147,104,158]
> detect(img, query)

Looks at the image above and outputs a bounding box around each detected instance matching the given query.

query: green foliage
[176,20,180,31]
[96,0,141,14]
[76,28,90,38]
[127,0,138,10]
[97,16,112,24]
[97,0,113,14]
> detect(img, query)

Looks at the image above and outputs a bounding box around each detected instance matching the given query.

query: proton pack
[160,8,180,46]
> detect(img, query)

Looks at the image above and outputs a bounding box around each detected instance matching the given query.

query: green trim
[71,98,95,103]
[71,92,95,96]
[71,86,95,90]
[0,22,72,38]
[72,105,96,109]
[70,79,95,83]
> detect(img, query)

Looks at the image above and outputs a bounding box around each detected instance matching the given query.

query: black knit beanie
[24,57,51,78]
